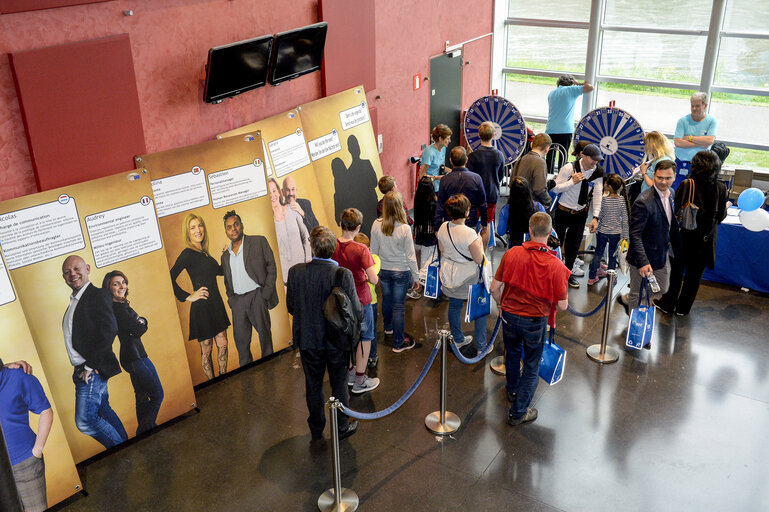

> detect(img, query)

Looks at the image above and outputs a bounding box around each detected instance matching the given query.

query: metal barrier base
[318,488,359,512]
[586,344,619,363]
[425,411,461,435]
[489,356,505,375]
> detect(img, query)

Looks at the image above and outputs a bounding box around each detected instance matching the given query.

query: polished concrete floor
[55,244,769,512]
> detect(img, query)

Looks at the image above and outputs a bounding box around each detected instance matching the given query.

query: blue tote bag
[626,278,655,350]
[424,247,442,299]
[539,328,566,385]
[465,264,491,321]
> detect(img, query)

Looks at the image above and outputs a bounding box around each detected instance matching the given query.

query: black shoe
[675,310,688,317]
[568,276,580,288]
[643,343,652,350]
[508,408,538,426]
[653,300,673,315]
[617,295,630,316]
[338,420,358,440]
[506,391,516,403]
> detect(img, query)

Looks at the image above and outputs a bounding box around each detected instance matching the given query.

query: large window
[501,0,769,171]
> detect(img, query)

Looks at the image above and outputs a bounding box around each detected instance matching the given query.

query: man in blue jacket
[435,146,489,246]
[618,160,681,319]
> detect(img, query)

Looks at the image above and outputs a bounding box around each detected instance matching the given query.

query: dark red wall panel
[0,0,110,15]
[9,33,146,191]
[319,0,376,96]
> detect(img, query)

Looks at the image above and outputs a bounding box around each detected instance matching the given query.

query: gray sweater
[370,219,419,280]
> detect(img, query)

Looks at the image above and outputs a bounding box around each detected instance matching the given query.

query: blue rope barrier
[449,317,502,364]
[566,294,607,317]
[339,341,441,420]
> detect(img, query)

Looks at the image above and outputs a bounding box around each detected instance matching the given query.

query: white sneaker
[452,335,473,348]
[352,376,380,394]
[574,257,585,267]
[571,266,585,277]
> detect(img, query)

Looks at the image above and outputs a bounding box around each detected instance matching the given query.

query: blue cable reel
[464,95,527,164]
[573,106,645,179]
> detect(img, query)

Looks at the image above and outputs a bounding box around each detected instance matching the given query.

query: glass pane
[604,0,712,30]
[723,0,769,33]
[600,32,706,82]
[507,26,587,73]
[505,73,588,124]
[508,0,590,22]
[715,37,769,89]
[710,92,769,147]
[595,83,698,135]
[726,147,769,173]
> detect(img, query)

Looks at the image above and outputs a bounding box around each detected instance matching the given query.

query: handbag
[676,179,699,230]
[626,278,655,350]
[465,264,491,321]
[538,327,566,385]
[424,246,442,299]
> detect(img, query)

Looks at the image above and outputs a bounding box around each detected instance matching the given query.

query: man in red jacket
[490,212,570,426]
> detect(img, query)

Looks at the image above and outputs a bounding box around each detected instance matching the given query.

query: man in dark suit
[61,255,127,448]
[286,226,362,441]
[282,176,319,234]
[221,211,279,366]
[619,160,681,319]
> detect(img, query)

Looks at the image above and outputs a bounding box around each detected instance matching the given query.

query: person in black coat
[61,255,127,448]
[657,150,728,316]
[103,270,164,435]
[286,226,362,441]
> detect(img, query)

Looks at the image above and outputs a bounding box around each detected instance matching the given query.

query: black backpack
[323,268,361,352]
[711,141,730,164]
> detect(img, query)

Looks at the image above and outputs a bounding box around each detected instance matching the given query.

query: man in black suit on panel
[286,226,362,441]
[282,176,319,234]
[221,211,279,366]
[619,160,682,319]
[61,255,127,448]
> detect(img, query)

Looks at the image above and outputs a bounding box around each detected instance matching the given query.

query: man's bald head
[282,176,298,204]
[62,255,91,293]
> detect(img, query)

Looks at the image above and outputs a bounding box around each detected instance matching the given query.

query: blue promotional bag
[424,248,442,299]
[465,264,491,321]
[626,278,655,350]
[538,328,566,385]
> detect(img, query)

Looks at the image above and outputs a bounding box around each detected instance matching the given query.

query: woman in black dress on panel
[170,213,231,379]
[103,270,164,434]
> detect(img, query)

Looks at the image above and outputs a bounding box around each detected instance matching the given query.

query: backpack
[323,267,361,352]
[711,141,730,164]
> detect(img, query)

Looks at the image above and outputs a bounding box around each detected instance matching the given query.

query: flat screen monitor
[204,34,273,103]
[269,22,327,85]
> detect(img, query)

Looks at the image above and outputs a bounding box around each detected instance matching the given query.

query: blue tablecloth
[703,210,769,293]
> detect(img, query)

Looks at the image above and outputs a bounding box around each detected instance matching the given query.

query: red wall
[0,0,492,206]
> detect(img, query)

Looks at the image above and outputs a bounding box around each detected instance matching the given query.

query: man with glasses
[673,92,717,190]
[618,160,681,334]
[551,143,605,288]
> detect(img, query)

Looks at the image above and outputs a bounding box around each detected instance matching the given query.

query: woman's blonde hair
[183,213,209,253]
[644,131,674,161]
[381,191,407,236]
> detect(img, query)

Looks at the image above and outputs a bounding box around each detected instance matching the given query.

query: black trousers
[546,133,572,173]
[659,239,709,315]
[553,206,589,271]
[299,348,350,438]
[229,288,273,366]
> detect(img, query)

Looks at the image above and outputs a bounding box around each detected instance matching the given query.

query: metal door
[429,52,463,167]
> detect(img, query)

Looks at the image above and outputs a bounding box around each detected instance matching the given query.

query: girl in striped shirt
[588,174,629,285]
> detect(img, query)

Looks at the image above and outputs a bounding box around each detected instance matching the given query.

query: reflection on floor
[56,244,769,512]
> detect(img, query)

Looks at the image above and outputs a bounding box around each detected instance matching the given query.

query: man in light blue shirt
[673,92,718,189]
[546,75,593,172]
[221,211,279,366]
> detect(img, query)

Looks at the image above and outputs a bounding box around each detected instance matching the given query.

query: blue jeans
[370,304,379,359]
[379,269,411,347]
[74,371,128,448]
[448,297,487,351]
[502,311,548,418]
[589,232,620,279]
[124,357,164,435]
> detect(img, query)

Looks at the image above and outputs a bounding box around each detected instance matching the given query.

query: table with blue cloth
[703,207,769,294]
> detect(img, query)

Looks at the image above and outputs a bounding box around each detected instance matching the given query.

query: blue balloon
[738,188,764,212]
